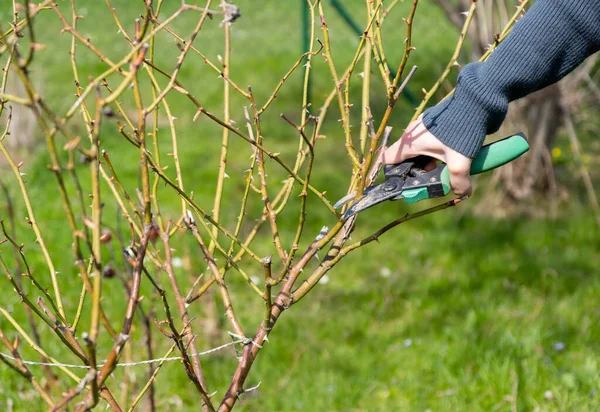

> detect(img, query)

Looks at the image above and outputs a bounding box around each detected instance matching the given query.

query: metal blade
[334,192,357,209]
[342,176,405,219]
[335,127,394,212]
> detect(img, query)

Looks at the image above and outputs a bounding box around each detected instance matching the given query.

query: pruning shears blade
[333,192,357,210]
[342,176,405,219]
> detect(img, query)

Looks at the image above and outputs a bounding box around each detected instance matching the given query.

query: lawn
[0,1,599,411]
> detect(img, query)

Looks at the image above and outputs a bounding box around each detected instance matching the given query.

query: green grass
[0,1,599,411]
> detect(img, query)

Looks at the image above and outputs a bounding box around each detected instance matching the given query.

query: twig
[186,217,245,338]
[292,197,467,303]
[393,65,418,101]
[249,87,288,263]
[161,233,209,394]
[209,3,232,255]
[412,0,476,119]
[0,115,66,321]
[0,329,55,406]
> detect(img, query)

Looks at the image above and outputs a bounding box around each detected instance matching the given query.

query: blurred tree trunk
[0,75,39,168]
[432,0,595,211]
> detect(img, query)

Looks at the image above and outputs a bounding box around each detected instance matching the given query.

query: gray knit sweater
[423,0,600,158]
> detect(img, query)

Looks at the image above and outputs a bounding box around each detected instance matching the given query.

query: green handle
[404,134,529,203]
[439,133,529,192]
[470,133,529,175]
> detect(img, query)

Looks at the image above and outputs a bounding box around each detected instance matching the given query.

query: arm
[383,0,600,195]
[423,0,600,158]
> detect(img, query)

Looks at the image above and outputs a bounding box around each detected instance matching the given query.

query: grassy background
[0,1,599,411]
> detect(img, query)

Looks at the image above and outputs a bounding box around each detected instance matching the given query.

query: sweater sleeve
[422,0,600,158]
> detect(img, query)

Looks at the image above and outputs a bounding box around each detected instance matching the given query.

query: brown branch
[293,197,466,303]
[161,232,210,396]
[75,225,152,411]
[186,216,245,338]
[0,329,55,406]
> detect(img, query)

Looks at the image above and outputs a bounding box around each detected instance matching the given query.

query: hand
[381,116,473,196]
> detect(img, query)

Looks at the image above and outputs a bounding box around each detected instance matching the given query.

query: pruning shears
[336,133,530,219]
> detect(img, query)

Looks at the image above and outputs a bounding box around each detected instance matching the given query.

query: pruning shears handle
[470,133,529,175]
[402,133,529,203]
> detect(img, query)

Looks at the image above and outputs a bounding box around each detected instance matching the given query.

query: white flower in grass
[172,257,183,268]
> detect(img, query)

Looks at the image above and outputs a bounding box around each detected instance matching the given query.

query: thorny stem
[50,3,117,68]
[258,45,324,116]
[0,307,81,382]
[0,181,57,384]
[87,87,104,400]
[7,14,127,343]
[186,106,264,305]
[144,152,265,264]
[479,0,530,63]
[161,233,209,392]
[373,0,390,81]
[262,257,273,329]
[68,0,95,334]
[389,0,419,98]
[62,6,185,120]
[249,87,287,263]
[194,99,338,216]
[0,118,66,322]
[356,0,420,196]
[21,0,37,68]
[276,115,318,281]
[187,217,245,337]
[0,329,55,407]
[0,252,87,364]
[318,2,361,169]
[128,344,177,411]
[342,1,381,158]
[75,226,153,411]
[142,58,338,216]
[105,0,133,44]
[412,0,477,120]
[219,197,464,411]
[298,0,317,152]
[293,198,466,302]
[360,1,374,155]
[0,0,53,42]
[226,107,258,259]
[145,0,214,113]
[148,1,166,235]
[151,17,249,98]
[209,2,232,255]
[0,218,63,326]
[435,0,531,105]
[219,220,344,411]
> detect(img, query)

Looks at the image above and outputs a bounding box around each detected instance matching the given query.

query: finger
[382,139,412,164]
[447,165,472,196]
[423,158,437,172]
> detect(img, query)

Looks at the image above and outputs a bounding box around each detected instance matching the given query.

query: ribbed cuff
[422,63,508,159]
